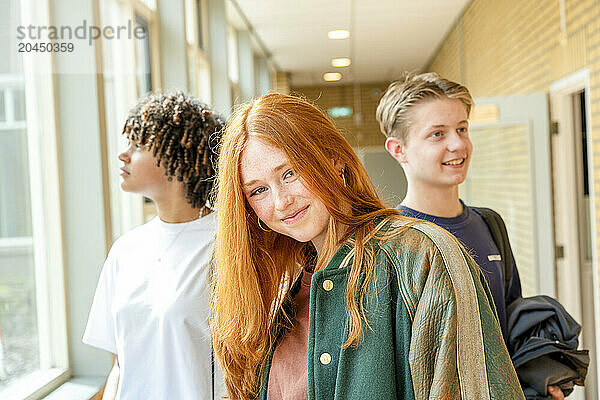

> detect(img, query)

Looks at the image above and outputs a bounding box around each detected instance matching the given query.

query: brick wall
[291,83,390,147]
[429,1,600,392]
[428,0,600,98]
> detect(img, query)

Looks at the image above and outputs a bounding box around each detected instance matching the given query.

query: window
[187,51,212,102]
[185,0,211,103]
[227,26,240,104]
[100,0,161,234]
[227,26,239,86]
[0,74,38,397]
[196,0,204,49]
[0,0,68,398]
[254,54,272,96]
[135,14,152,97]
[100,0,149,237]
[139,0,156,10]
[185,0,206,50]
[196,56,211,103]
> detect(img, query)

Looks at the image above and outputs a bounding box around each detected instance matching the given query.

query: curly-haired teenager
[377,72,564,400]
[210,93,524,400]
[83,92,225,400]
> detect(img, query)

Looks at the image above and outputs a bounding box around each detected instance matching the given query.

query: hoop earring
[258,217,271,231]
[340,171,347,188]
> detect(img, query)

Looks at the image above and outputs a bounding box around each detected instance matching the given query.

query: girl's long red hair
[211,93,403,399]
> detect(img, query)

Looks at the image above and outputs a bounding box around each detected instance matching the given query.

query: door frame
[550,67,598,399]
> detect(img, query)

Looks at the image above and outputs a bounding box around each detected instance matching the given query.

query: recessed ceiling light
[323,72,342,82]
[331,57,351,67]
[328,30,350,40]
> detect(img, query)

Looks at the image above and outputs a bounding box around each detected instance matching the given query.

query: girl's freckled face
[239,138,331,250]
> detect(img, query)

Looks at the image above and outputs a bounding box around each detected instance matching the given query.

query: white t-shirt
[83,213,225,400]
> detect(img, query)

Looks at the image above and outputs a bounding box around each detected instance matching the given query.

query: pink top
[267,269,313,400]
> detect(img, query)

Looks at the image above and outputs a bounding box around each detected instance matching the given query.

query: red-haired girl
[211,93,524,400]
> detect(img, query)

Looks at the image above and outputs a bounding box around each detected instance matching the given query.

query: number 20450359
[18,42,74,52]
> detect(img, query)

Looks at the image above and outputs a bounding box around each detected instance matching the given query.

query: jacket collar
[322,216,391,272]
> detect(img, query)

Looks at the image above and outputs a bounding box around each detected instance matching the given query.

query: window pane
[0,0,41,394]
[135,15,152,97]
[188,53,197,96]
[0,240,39,387]
[139,0,156,10]
[185,0,195,45]
[0,129,33,238]
[0,99,39,398]
[0,2,23,75]
[197,57,211,104]
[196,0,203,49]
[0,127,39,388]
[227,27,239,84]
[0,92,5,122]
[12,89,26,122]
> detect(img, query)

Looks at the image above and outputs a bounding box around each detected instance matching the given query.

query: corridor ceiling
[230,0,470,86]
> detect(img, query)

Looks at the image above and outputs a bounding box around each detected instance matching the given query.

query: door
[462,93,555,297]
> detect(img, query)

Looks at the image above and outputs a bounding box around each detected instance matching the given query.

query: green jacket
[259,218,524,399]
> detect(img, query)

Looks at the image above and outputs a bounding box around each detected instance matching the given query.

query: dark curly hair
[122,91,225,209]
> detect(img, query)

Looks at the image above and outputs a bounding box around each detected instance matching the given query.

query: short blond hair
[376,72,473,141]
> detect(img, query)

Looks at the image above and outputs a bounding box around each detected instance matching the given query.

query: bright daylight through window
[0,0,39,392]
